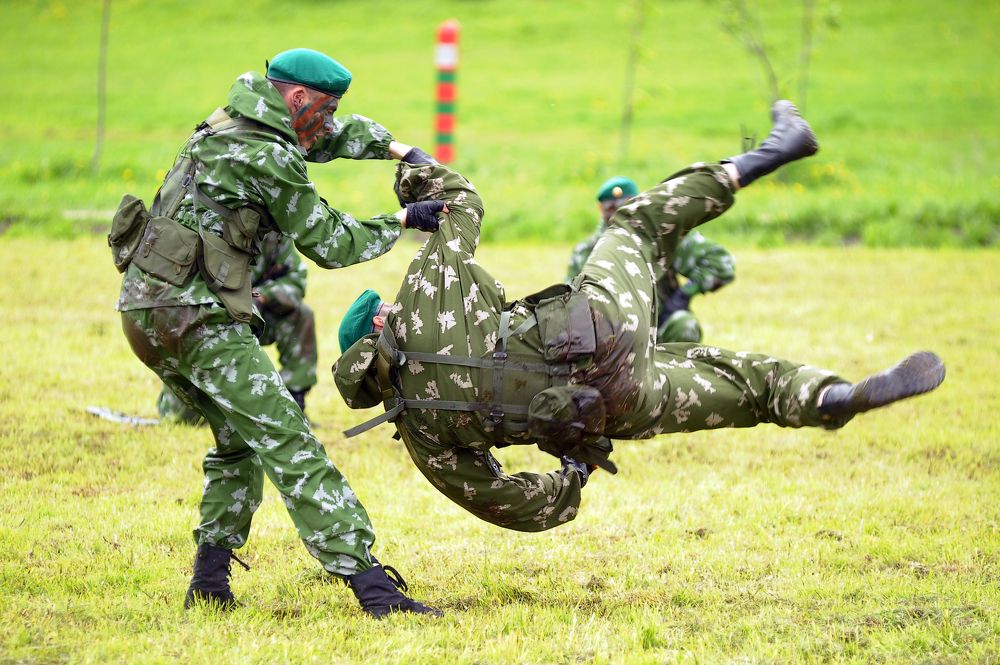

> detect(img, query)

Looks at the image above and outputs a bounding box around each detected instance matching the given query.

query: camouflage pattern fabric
[157,234,317,423]
[567,220,735,343]
[336,162,849,534]
[120,71,405,575]
[117,71,401,313]
[125,305,373,575]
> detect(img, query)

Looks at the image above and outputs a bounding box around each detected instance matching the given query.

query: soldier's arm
[399,423,583,533]
[306,114,395,163]
[253,145,403,270]
[671,231,736,294]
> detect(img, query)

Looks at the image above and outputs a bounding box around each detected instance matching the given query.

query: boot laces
[381,565,409,593]
[230,552,251,572]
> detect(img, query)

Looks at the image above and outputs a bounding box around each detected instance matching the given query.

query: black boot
[818,351,946,420]
[347,564,444,618]
[725,100,819,187]
[183,543,249,610]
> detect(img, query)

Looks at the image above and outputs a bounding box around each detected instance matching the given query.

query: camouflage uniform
[568,223,735,343]
[157,233,317,423]
[119,71,403,576]
[335,162,849,533]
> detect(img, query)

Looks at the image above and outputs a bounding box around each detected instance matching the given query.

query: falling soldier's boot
[725,100,819,187]
[347,564,444,618]
[818,351,946,421]
[183,543,249,610]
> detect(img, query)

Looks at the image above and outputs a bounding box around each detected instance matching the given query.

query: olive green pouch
[199,231,253,322]
[131,215,200,286]
[531,287,596,363]
[528,385,617,473]
[222,206,263,253]
[108,194,151,272]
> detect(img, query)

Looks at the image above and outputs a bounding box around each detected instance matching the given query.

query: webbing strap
[343,311,555,439]
[343,401,405,438]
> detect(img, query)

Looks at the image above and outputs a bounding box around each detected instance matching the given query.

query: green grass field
[0,0,997,245]
[1,238,997,663]
[2,0,998,662]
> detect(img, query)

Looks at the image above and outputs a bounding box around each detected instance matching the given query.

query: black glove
[401,146,436,165]
[404,200,445,233]
[662,288,693,316]
[561,456,591,488]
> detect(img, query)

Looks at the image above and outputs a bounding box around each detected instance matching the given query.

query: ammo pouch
[108,194,151,272]
[198,230,254,323]
[131,215,200,286]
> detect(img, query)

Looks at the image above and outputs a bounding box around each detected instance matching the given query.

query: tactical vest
[108,108,281,323]
[345,284,618,473]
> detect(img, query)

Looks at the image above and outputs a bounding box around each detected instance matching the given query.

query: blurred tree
[91,0,112,175]
[718,0,840,111]
[618,0,648,162]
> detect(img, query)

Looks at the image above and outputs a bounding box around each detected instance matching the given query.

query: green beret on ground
[596,176,639,202]
[339,289,382,353]
[266,48,352,98]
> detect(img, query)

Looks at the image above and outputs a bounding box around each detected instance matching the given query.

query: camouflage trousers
[122,304,374,577]
[157,300,318,423]
[577,163,848,438]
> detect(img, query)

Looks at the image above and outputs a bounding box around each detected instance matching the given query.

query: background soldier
[567,176,736,343]
[334,101,945,533]
[110,48,443,616]
[157,233,318,423]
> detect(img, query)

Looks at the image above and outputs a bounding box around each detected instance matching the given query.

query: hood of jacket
[226,71,299,144]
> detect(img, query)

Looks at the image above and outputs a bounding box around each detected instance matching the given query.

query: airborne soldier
[334,101,945,532]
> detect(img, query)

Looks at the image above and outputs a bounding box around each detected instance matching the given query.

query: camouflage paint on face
[292,94,339,150]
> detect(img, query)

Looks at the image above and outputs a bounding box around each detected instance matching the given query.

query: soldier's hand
[560,456,592,488]
[404,200,447,233]
[401,146,436,165]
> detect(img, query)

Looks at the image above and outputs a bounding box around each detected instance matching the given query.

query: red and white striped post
[434,19,460,163]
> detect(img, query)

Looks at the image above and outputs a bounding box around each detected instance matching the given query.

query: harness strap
[342,310,559,440]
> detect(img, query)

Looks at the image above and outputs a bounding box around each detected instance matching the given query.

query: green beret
[339,289,382,353]
[266,48,352,98]
[596,176,638,202]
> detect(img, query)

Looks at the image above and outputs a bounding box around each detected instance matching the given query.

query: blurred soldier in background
[157,233,317,423]
[109,48,442,616]
[334,101,945,533]
[567,176,735,343]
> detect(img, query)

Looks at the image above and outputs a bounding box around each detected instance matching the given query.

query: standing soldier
[157,233,318,423]
[109,48,443,616]
[334,101,945,533]
[567,176,736,343]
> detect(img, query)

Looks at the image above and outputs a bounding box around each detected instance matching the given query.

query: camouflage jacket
[567,223,734,295]
[252,233,307,314]
[117,71,401,312]
[336,163,584,533]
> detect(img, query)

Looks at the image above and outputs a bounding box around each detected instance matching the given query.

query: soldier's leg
[574,166,736,420]
[123,306,376,576]
[269,302,318,394]
[157,382,204,425]
[608,343,849,438]
[177,308,375,576]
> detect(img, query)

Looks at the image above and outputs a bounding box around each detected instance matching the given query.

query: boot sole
[850,351,946,413]
[772,100,819,158]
